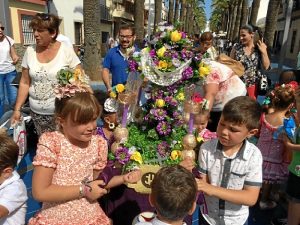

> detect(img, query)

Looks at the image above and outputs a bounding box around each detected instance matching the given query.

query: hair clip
[104,98,118,113]
[54,68,91,100]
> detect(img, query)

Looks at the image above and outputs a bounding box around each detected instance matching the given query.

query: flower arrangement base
[127,164,161,194]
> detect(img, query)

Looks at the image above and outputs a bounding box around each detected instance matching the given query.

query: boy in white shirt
[134,165,197,225]
[0,130,28,225]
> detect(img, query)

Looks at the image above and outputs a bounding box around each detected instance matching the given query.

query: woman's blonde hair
[29,13,60,39]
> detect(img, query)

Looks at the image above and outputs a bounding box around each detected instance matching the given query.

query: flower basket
[141,51,192,86]
[127,164,161,194]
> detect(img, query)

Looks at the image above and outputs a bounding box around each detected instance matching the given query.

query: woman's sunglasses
[0,26,4,30]
[36,13,50,20]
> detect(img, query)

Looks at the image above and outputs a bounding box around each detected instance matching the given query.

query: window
[102,31,109,44]
[74,22,83,45]
[290,30,297,53]
[21,14,35,44]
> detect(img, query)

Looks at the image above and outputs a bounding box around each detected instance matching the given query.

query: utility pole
[279,0,293,70]
[0,0,12,37]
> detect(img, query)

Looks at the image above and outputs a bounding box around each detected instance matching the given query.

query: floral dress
[232,43,262,87]
[256,114,289,183]
[28,131,111,225]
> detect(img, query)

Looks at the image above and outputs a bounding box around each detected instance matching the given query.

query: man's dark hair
[119,24,135,35]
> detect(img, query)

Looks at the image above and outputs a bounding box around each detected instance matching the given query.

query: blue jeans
[0,70,18,117]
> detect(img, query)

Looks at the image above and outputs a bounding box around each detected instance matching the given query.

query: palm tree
[174,0,180,22]
[240,0,248,28]
[249,0,261,26]
[232,0,243,41]
[210,0,230,33]
[168,0,175,24]
[154,0,162,31]
[180,0,187,30]
[264,0,281,48]
[83,0,101,81]
[134,0,145,48]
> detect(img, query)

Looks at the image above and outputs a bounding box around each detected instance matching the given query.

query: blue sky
[205,0,212,20]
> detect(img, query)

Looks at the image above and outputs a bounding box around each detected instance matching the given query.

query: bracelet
[14,109,21,112]
[79,184,84,198]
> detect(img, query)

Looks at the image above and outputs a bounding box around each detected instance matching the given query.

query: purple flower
[182,66,193,80]
[181,32,186,39]
[165,96,178,107]
[149,49,156,58]
[150,109,167,121]
[156,121,171,135]
[128,60,138,72]
[115,147,130,165]
[157,141,170,157]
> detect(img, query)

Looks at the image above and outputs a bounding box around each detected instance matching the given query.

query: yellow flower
[155,99,165,108]
[109,91,117,98]
[197,136,204,143]
[170,150,181,160]
[199,62,210,77]
[116,84,125,93]
[130,151,143,164]
[176,92,185,101]
[73,68,82,81]
[158,60,168,70]
[170,30,182,42]
[156,46,166,57]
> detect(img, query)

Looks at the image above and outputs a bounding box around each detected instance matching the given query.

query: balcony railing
[100,4,112,21]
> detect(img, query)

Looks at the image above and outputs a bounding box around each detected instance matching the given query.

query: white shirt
[21,42,81,115]
[56,34,73,48]
[135,216,187,225]
[0,36,16,74]
[0,171,28,225]
[198,139,263,225]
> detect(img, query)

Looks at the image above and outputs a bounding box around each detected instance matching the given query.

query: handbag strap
[4,35,12,47]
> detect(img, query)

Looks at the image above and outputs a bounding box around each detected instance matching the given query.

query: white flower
[128,146,137,155]
[133,51,140,58]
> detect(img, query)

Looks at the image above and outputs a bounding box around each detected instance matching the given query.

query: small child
[257,85,295,210]
[194,111,217,142]
[134,165,197,225]
[0,130,28,225]
[197,96,263,225]
[28,83,140,224]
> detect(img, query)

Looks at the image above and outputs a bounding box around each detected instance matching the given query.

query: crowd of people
[1,12,300,225]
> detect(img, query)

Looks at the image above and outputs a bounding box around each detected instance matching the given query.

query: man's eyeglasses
[119,35,133,40]
[0,27,4,31]
[36,13,50,20]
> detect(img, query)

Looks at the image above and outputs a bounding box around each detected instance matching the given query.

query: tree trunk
[174,0,180,22]
[232,0,242,41]
[180,0,187,30]
[83,0,101,81]
[134,0,145,48]
[168,0,175,24]
[185,3,192,32]
[264,0,281,48]
[249,0,261,26]
[154,0,162,31]
[240,0,248,28]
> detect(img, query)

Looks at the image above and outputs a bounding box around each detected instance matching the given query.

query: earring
[109,122,115,130]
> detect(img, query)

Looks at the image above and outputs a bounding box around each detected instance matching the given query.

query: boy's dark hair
[279,70,297,84]
[0,131,19,173]
[151,165,197,221]
[222,96,262,130]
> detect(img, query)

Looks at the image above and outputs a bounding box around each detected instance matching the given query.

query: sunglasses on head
[0,26,4,30]
[36,13,50,20]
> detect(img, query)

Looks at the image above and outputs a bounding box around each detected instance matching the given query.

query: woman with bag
[0,22,19,118]
[10,13,81,136]
[230,24,271,100]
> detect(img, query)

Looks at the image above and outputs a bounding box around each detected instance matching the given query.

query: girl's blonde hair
[55,92,102,124]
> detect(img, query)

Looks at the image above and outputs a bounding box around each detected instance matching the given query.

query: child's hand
[179,157,195,172]
[123,170,142,184]
[85,180,107,201]
[196,178,213,196]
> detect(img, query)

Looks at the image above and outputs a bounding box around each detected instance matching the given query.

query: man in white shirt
[56,34,73,48]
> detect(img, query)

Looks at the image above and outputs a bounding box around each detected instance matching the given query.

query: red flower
[192,92,203,103]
